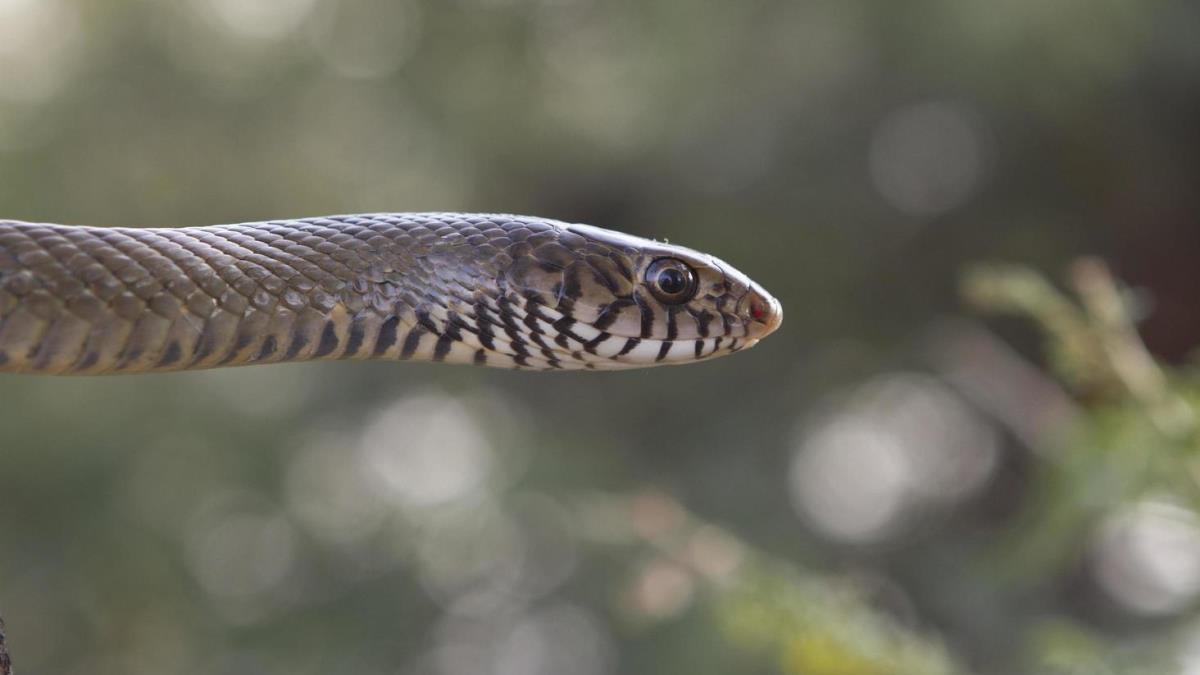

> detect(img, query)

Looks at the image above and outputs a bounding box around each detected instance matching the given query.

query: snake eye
[645,258,698,304]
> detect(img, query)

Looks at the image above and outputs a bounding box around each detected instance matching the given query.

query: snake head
[495,219,782,370]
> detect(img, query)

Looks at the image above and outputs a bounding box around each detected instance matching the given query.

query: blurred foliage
[963,260,1200,674]
[1,0,1200,674]
[716,566,958,675]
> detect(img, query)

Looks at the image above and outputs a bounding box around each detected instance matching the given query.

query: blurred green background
[2,0,1200,673]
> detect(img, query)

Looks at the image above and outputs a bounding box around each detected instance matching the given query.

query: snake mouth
[550,333,760,371]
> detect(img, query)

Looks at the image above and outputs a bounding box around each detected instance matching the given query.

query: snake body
[0,213,781,375]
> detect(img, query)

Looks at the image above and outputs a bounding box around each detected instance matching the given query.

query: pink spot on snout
[750,298,767,322]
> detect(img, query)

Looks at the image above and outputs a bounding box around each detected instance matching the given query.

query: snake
[0,213,781,375]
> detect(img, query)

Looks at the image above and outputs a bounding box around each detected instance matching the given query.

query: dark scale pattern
[0,213,780,374]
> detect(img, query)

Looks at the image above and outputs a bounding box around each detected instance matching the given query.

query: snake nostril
[742,292,782,335]
[750,297,767,322]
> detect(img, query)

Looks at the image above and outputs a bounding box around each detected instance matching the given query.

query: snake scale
[0,213,781,375]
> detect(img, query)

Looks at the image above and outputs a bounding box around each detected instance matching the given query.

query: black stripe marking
[588,264,618,294]
[656,341,673,362]
[285,331,309,360]
[373,316,399,356]
[527,301,554,323]
[190,325,218,365]
[553,317,575,348]
[257,335,278,361]
[522,294,551,336]
[561,266,582,302]
[400,325,427,360]
[560,329,590,346]
[222,328,257,364]
[593,299,634,331]
[584,332,610,355]
[433,334,456,362]
[158,342,182,367]
[415,308,438,333]
[75,350,99,370]
[617,338,640,357]
[496,297,531,357]
[523,311,545,335]
[473,304,504,331]
[694,340,704,359]
[452,307,508,352]
[594,304,618,330]
[233,327,255,352]
[313,320,339,358]
[539,347,562,369]
[473,301,497,350]
[343,317,366,357]
[666,307,679,341]
[504,328,531,356]
[613,255,635,284]
[444,311,472,340]
[432,317,463,362]
[638,299,655,338]
[446,310,472,333]
[498,297,525,330]
[695,310,714,338]
[527,328,553,352]
[118,347,143,367]
[474,349,487,365]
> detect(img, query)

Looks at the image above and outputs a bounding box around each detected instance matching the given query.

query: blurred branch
[964,258,1197,442]
[1069,259,1196,439]
[962,262,1114,395]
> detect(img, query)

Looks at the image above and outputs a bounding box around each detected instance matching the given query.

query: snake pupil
[658,268,686,294]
